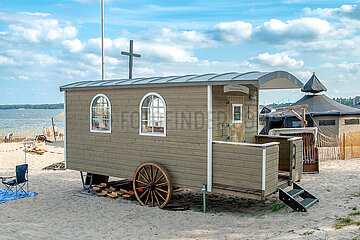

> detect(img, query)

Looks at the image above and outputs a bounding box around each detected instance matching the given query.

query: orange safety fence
[0,146,62,154]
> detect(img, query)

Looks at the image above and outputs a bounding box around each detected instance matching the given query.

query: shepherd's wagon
[60,71,304,208]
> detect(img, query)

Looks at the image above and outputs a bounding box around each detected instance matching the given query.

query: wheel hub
[148,182,155,191]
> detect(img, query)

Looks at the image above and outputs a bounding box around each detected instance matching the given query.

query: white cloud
[320,63,335,68]
[18,75,31,81]
[139,44,198,63]
[207,21,253,44]
[84,37,198,63]
[19,12,51,17]
[304,3,360,21]
[145,28,214,48]
[246,52,304,69]
[0,55,16,66]
[33,54,63,66]
[255,18,330,43]
[63,39,83,53]
[337,62,360,73]
[0,12,78,44]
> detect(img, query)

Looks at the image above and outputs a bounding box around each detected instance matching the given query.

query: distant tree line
[260,102,292,109]
[333,96,360,106]
[0,103,64,110]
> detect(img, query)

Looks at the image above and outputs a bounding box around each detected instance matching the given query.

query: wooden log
[107,192,120,198]
[96,190,108,196]
[122,194,132,198]
[118,189,128,194]
[91,187,102,193]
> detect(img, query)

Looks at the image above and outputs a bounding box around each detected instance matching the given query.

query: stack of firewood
[91,180,135,199]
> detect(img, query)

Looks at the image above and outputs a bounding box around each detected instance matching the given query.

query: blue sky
[0,0,359,104]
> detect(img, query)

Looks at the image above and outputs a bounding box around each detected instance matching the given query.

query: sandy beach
[0,142,359,240]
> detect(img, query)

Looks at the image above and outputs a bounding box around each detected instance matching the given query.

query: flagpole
[101,0,105,80]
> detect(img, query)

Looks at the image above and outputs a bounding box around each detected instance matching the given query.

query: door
[227,96,245,142]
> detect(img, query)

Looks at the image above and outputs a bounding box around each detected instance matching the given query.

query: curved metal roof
[60,70,303,91]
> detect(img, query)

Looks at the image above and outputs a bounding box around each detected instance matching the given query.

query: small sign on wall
[224,84,249,94]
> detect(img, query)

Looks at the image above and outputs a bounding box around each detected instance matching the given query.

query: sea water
[0,109,64,138]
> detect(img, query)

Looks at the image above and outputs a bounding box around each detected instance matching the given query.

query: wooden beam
[289,110,302,121]
[276,104,308,127]
[275,104,308,111]
[301,108,306,128]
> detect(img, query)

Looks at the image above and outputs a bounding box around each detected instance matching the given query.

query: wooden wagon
[60,71,304,208]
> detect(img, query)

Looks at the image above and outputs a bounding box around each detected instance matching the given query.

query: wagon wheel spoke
[136,179,148,186]
[136,186,147,190]
[139,189,149,199]
[153,168,158,184]
[138,172,150,183]
[149,165,153,182]
[154,189,166,201]
[154,174,164,184]
[143,166,151,183]
[151,191,154,207]
[155,187,168,194]
[153,190,161,206]
[144,190,151,205]
[155,182,168,187]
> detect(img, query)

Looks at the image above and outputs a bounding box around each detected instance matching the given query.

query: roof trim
[60,71,303,92]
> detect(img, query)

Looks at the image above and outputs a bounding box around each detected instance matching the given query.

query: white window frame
[232,104,243,123]
[139,92,166,137]
[90,93,111,133]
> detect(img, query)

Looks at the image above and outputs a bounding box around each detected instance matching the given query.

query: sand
[0,142,359,240]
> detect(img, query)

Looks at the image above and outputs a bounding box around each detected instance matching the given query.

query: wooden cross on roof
[121,40,141,79]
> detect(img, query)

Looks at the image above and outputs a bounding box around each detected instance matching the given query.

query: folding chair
[0,164,29,197]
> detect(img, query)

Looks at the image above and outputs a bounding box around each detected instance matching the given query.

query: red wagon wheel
[133,162,173,208]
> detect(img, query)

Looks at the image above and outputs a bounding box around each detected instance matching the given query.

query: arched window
[140,92,166,136]
[90,94,111,133]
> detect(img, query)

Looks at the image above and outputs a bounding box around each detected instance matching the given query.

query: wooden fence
[317,133,341,161]
[340,132,360,160]
[316,132,360,160]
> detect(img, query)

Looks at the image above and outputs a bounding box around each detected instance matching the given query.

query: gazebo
[262,73,360,137]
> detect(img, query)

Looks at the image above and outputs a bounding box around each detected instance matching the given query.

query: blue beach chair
[0,164,29,197]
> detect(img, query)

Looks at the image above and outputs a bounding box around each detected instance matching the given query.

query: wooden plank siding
[212,142,279,198]
[291,139,303,182]
[212,85,258,143]
[65,86,208,190]
[256,135,303,182]
[264,145,280,197]
[257,136,289,171]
